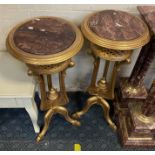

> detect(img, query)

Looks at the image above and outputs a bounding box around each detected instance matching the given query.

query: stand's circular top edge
[81,10,150,50]
[7,16,84,65]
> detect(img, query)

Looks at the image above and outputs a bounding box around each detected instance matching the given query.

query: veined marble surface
[14,17,75,55]
[89,10,146,41]
[138,6,155,35]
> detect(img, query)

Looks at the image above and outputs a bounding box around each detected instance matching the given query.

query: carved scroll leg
[47,74,52,91]
[72,96,98,119]
[36,108,54,143]
[90,57,100,88]
[99,97,117,131]
[59,70,69,103]
[38,75,47,111]
[55,106,81,126]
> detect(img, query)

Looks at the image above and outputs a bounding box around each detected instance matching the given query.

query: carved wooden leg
[55,106,81,126]
[72,96,98,119]
[36,108,54,142]
[59,70,69,103]
[99,97,117,131]
[47,74,52,91]
[38,75,47,111]
[72,96,116,131]
[103,60,110,79]
[90,57,100,88]
[37,105,80,142]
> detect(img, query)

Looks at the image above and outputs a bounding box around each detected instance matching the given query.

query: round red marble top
[88,10,146,41]
[13,17,76,55]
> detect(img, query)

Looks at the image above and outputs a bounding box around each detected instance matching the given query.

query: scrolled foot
[109,122,117,131]
[71,119,81,126]
[72,96,98,120]
[54,106,81,127]
[36,108,54,142]
[36,135,42,143]
[72,112,82,119]
[99,97,117,131]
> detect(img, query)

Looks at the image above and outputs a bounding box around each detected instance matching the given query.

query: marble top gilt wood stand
[72,10,149,131]
[6,17,83,142]
[115,6,155,147]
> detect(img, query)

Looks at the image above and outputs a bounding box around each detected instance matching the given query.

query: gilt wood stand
[72,10,149,131]
[6,16,83,142]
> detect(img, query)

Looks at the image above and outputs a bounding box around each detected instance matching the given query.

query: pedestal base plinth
[115,78,147,113]
[114,89,130,115]
[40,91,69,111]
[120,78,148,100]
[117,100,155,147]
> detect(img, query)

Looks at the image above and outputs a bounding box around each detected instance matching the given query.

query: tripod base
[37,105,81,143]
[72,95,117,131]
